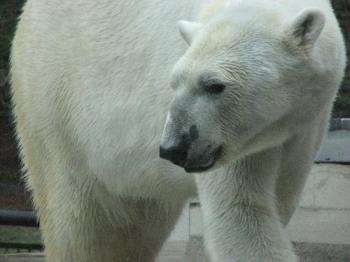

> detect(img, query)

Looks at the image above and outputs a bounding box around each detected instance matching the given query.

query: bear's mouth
[183,146,222,173]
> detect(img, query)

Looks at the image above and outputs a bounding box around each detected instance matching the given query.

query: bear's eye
[203,83,226,94]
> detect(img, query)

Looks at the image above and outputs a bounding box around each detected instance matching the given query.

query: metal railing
[0,210,38,227]
[0,210,43,253]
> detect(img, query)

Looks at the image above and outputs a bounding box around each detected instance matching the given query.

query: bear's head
[160,4,326,173]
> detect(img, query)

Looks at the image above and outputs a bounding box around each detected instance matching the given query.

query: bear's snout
[159,132,222,173]
[159,134,191,167]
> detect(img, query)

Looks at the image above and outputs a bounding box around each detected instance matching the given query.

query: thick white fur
[10,0,345,261]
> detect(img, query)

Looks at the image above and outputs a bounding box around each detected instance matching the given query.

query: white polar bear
[10,0,345,261]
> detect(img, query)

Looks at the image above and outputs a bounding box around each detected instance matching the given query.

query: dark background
[0,0,349,211]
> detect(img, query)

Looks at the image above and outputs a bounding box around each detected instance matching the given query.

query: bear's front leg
[195,147,298,262]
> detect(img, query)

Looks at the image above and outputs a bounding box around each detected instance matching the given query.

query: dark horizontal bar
[0,242,43,251]
[0,210,38,227]
[314,160,350,165]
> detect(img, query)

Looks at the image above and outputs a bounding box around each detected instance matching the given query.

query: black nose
[159,139,190,167]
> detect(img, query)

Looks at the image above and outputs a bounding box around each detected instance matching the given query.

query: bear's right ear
[283,8,325,52]
[177,20,202,45]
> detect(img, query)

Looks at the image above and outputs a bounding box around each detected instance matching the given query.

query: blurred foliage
[0,1,25,116]
[0,1,26,185]
[331,0,350,117]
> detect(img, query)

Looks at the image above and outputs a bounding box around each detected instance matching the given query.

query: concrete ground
[182,237,350,262]
[0,241,349,262]
[166,163,350,261]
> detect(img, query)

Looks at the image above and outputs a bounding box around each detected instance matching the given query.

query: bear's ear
[284,8,325,51]
[177,20,202,45]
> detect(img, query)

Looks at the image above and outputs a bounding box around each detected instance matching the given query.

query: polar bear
[10,0,345,261]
